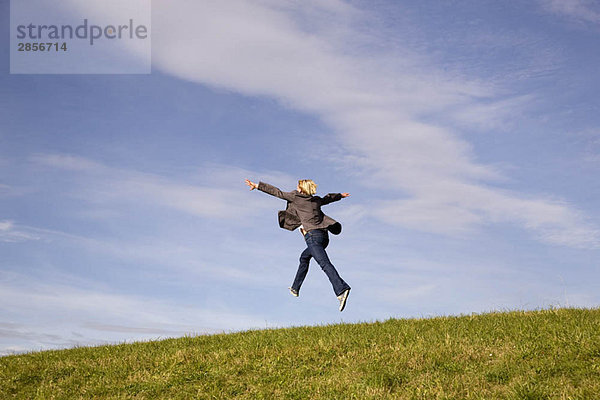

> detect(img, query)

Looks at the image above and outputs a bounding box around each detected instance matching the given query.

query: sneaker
[337,289,350,312]
[288,287,299,297]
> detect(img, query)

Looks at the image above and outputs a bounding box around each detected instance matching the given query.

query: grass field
[1,308,600,399]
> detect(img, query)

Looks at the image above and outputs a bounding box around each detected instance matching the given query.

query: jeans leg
[292,247,312,292]
[307,232,350,296]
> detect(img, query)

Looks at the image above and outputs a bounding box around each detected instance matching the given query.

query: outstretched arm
[321,192,350,205]
[245,179,296,201]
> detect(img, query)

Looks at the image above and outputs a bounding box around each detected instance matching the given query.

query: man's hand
[341,193,350,198]
[245,179,259,190]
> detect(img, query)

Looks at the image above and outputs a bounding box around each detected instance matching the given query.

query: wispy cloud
[0,271,273,354]
[0,220,40,243]
[27,224,292,288]
[539,0,600,25]
[573,128,600,164]
[5,154,302,287]
[449,94,537,131]
[0,183,34,198]
[0,184,11,195]
[30,153,283,221]
[372,181,600,248]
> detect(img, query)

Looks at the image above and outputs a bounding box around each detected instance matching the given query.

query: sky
[1,0,599,355]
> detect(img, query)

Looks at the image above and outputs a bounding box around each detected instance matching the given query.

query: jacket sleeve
[321,193,343,205]
[258,182,296,202]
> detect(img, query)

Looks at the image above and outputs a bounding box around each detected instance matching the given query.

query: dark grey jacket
[258,182,343,234]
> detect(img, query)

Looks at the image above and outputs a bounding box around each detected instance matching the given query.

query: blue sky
[1,0,600,355]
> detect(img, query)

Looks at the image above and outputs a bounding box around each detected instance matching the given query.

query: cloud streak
[13,153,303,285]
[0,271,273,354]
[0,220,40,243]
[30,153,281,221]
[539,0,600,25]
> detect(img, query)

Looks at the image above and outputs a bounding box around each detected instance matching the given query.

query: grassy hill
[1,308,599,399]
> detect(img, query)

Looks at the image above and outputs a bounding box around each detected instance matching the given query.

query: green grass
[2,308,600,399]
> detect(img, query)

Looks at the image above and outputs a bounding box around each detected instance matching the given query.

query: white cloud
[0,220,12,231]
[0,220,40,243]
[539,0,600,25]
[0,183,34,198]
[0,271,272,353]
[30,226,292,287]
[31,153,105,172]
[573,128,600,164]
[450,94,536,131]
[3,156,301,285]
[51,0,600,249]
[374,182,600,248]
[30,153,281,221]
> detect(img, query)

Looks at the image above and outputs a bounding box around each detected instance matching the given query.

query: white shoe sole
[338,289,350,311]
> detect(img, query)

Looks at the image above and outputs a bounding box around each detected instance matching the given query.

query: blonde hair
[298,179,317,195]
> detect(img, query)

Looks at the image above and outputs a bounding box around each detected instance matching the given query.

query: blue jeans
[291,229,350,297]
